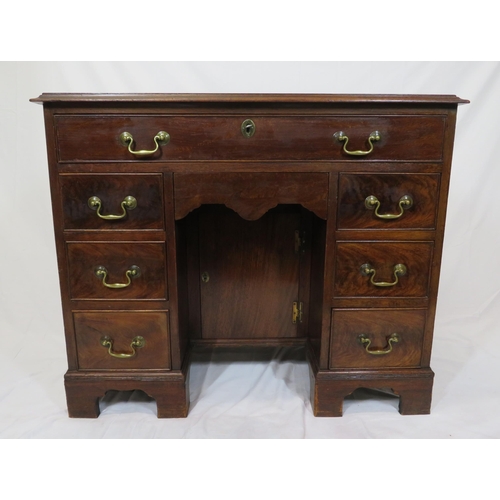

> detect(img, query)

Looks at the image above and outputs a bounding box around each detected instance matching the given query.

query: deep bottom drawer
[74,311,171,370]
[329,309,426,369]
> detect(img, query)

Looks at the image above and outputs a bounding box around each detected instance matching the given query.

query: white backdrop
[1,62,499,441]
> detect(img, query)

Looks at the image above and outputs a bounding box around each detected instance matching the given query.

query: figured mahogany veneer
[66,242,167,300]
[32,93,468,418]
[197,205,302,340]
[74,311,171,370]
[337,173,440,230]
[174,172,328,220]
[333,242,433,298]
[54,114,446,162]
[329,309,427,369]
[60,174,164,230]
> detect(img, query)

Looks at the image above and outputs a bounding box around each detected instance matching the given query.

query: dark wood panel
[198,205,301,339]
[32,93,469,104]
[337,173,440,229]
[63,231,165,242]
[330,309,426,369]
[55,115,445,162]
[69,300,170,310]
[332,297,429,309]
[57,162,445,173]
[335,230,436,241]
[60,174,164,230]
[64,370,188,418]
[67,242,167,300]
[174,172,329,220]
[74,311,171,370]
[165,172,188,371]
[334,242,433,298]
[312,367,434,417]
[307,212,327,365]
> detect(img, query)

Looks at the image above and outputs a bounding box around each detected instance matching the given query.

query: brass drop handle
[358,333,400,355]
[119,131,170,156]
[334,130,381,156]
[365,194,413,219]
[94,265,140,289]
[88,195,137,220]
[360,263,407,287]
[100,335,145,359]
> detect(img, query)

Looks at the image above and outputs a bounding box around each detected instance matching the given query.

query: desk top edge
[30,93,469,105]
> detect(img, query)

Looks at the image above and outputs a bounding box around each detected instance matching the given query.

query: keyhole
[201,272,210,283]
[241,119,255,138]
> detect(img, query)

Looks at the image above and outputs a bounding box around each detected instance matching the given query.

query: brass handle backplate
[119,131,170,156]
[94,265,141,289]
[88,195,137,220]
[334,130,381,156]
[100,335,145,359]
[358,333,400,355]
[360,263,407,287]
[365,194,413,219]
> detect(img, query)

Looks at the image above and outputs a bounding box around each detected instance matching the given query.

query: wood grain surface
[67,242,167,300]
[198,205,302,339]
[60,173,164,230]
[337,173,440,229]
[174,172,328,220]
[334,241,433,298]
[55,114,446,162]
[74,311,171,370]
[329,309,426,369]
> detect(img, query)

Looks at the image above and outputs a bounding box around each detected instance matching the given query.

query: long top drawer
[54,114,446,162]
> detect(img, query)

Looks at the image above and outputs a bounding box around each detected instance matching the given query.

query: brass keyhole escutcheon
[201,272,210,283]
[241,119,256,138]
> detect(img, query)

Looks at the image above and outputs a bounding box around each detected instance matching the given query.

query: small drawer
[329,309,426,369]
[334,242,432,298]
[55,114,446,162]
[337,173,440,230]
[74,311,171,370]
[67,242,167,300]
[60,174,164,230]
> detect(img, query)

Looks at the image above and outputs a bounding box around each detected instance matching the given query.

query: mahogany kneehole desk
[31,93,468,418]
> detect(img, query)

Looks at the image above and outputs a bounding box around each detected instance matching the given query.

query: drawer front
[337,173,440,230]
[329,309,426,369]
[55,114,445,162]
[67,242,167,300]
[334,242,433,298]
[174,172,329,220]
[74,311,171,370]
[60,174,164,230]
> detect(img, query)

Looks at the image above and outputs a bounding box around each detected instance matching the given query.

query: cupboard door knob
[357,333,400,355]
[100,335,145,359]
[334,130,381,156]
[365,194,413,219]
[119,130,170,156]
[94,265,141,289]
[88,195,137,220]
[360,263,407,287]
